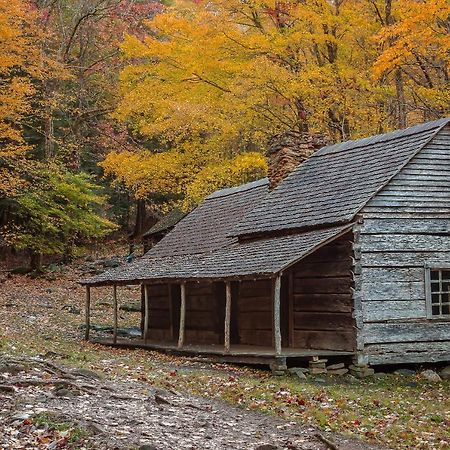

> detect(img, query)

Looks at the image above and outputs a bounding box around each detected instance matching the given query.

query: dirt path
[0,357,384,450]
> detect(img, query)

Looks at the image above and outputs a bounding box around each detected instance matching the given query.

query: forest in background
[0,0,449,268]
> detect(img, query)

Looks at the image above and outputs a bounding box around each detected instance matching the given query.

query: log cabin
[82,117,450,369]
[142,208,186,253]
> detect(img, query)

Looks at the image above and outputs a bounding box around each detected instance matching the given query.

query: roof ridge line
[349,119,449,219]
[206,178,268,200]
[313,117,450,157]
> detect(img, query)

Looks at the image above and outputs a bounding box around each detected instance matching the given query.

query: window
[426,268,450,318]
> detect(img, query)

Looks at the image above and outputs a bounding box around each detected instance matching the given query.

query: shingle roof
[233,118,450,237]
[82,224,352,285]
[82,178,269,285]
[143,208,186,237]
[81,117,450,287]
[149,178,268,257]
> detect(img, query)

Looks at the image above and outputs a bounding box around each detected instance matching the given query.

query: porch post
[143,284,149,342]
[85,286,91,341]
[178,282,186,348]
[224,281,232,353]
[273,275,282,356]
[113,284,118,344]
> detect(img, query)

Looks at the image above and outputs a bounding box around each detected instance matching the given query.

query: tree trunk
[133,199,147,239]
[395,69,406,128]
[30,252,43,272]
[44,104,54,159]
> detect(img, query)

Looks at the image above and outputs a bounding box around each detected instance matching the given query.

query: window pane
[430,270,440,281]
[442,292,450,302]
[442,270,450,281]
[431,282,440,292]
[442,304,450,315]
[442,281,450,293]
[431,293,441,304]
[432,305,440,316]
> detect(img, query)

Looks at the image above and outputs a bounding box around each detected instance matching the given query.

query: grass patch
[33,412,89,446]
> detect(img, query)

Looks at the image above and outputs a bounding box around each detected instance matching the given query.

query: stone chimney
[266,130,328,190]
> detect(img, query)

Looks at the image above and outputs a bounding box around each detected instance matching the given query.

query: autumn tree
[105,0,449,216]
[0,0,116,269]
[372,0,450,123]
[102,0,380,213]
[0,0,43,196]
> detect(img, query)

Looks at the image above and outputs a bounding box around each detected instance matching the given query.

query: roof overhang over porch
[81,223,354,287]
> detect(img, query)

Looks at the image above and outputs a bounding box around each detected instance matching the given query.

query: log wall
[358,125,450,364]
[146,283,173,341]
[290,233,356,351]
[184,282,222,344]
[237,279,273,346]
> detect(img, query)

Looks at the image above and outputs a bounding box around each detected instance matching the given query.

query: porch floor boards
[93,337,354,361]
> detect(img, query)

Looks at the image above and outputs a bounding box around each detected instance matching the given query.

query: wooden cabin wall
[237,279,273,346]
[290,233,356,351]
[185,282,222,344]
[357,125,450,364]
[146,283,172,341]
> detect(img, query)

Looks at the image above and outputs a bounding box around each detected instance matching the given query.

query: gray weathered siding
[358,125,450,364]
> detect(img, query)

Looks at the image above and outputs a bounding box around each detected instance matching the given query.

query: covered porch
[83,228,357,368]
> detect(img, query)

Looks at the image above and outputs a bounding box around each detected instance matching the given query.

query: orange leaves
[374,0,450,77]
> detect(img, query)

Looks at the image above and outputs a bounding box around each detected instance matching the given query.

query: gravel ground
[0,358,385,450]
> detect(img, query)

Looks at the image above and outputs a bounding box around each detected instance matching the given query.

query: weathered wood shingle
[83,174,351,285]
[234,118,449,237]
[82,118,450,287]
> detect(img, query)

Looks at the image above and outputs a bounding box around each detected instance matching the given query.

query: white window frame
[425,263,450,319]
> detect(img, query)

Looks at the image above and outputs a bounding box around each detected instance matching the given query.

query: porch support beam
[224,282,232,353]
[113,284,118,344]
[178,283,186,348]
[143,284,149,342]
[85,286,91,341]
[274,275,282,356]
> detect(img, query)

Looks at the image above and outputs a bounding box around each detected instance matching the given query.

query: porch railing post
[224,281,232,353]
[178,283,186,348]
[274,275,282,356]
[143,284,149,342]
[113,284,118,344]
[85,286,91,341]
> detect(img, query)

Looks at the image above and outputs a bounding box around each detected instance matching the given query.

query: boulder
[120,301,141,312]
[117,327,142,338]
[290,369,307,380]
[349,365,374,378]
[439,365,450,380]
[373,372,387,378]
[288,367,308,374]
[64,305,81,315]
[328,368,348,376]
[326,363,345,370]
[394,368,415,376]
[421,369,441,383]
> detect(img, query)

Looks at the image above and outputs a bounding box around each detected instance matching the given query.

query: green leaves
[3,164,117,255]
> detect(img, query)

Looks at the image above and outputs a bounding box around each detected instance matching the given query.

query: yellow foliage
[183,152,267,209]
[109,0,450,209]
[374,0,450,115]
[101,148,267,209]
[0,0,42,150]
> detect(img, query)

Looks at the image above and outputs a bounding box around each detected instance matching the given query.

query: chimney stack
[266,130,328,190]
